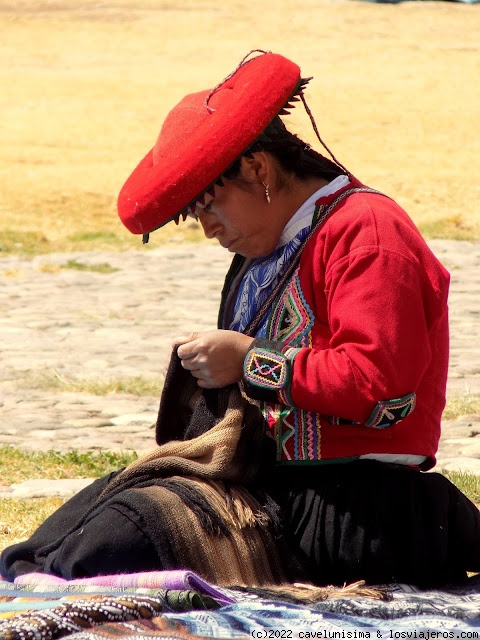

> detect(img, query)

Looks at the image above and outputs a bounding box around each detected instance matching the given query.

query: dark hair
[223,117,345,183]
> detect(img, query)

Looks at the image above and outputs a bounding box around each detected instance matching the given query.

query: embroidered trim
[365,393,417,429]
[244,348,289,390]
[264,402,322,461]
[269,273,315,346]
[277,347,301,405]
[329,393,417,428]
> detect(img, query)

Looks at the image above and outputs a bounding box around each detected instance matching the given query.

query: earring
[261,181,271,204]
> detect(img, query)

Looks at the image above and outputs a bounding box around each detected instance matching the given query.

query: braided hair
[223,117,345,183]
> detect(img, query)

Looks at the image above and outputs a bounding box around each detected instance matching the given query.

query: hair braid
[223,117,345,182]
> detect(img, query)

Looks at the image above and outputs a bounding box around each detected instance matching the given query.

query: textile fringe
[146,477,271,533]
[137,484,286,587]
[233,580,392,603]
[180,479,270,529]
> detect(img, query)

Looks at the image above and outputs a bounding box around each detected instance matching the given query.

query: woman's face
[194,165,284,259]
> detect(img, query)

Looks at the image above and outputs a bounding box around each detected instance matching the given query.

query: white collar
[278,175,350,247]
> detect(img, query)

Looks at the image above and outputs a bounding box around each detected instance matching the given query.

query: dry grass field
[0,0,479,254]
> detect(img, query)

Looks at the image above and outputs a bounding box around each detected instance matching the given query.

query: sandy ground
[0,0,479,244]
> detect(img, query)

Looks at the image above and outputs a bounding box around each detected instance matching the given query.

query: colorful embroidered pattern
[329,394,417,429]
[264,404,322,462]
[365,393,417,429]
[263,272,320,460]
[244,349,289,390]
[229,227,312,337]
[277,348,300,406]
[269,272,314,346]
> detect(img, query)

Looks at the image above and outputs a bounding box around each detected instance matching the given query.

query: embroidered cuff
[365,393,416,429]
[328,393,416,429]
[242,339,299,404]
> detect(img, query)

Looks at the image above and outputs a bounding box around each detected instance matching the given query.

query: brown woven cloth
[93,347,290,587]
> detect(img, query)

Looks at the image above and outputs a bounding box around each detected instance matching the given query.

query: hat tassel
[298,91,351,177]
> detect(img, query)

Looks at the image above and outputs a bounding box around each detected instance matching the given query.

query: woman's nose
[198,211,221,239]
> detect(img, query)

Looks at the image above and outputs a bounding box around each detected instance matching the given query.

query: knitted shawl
[92,347,288,587]
[3,349,293,588]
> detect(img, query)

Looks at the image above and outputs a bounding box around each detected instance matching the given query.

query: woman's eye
[195,198,214,212]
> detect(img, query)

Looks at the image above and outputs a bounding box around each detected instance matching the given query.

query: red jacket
[234,181,450,470]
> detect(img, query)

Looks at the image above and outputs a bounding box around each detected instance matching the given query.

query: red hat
[117,51,310,239]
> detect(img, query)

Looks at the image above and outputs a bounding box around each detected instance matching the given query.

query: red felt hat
[117,51,310,239]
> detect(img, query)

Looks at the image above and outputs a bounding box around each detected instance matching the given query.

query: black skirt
[269,459,480,588]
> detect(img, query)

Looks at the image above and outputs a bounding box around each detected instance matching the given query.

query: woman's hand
[174,330,254,388]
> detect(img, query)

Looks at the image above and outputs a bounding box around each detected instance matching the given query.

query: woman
[118,49,480,587]
[2,50,479,587]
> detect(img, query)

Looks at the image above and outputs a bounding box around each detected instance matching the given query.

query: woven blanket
[0,580,221,639]
[2,573,480,639]
[67,619,213,639]
[161,580,480,638]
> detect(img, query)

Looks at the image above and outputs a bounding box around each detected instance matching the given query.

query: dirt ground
[0,0,479,243]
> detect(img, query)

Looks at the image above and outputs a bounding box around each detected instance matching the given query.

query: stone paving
[0,239,479,497]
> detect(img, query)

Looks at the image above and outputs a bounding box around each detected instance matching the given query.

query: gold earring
[261,181,271,204]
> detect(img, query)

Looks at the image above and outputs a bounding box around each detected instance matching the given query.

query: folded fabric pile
[1,571,480,640]
[0,570,225,639]
[8,569,235,605]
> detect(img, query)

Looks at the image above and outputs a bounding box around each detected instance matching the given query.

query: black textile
[270,459,480,588]
[3,460,480,587]
[0,471,170,580]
